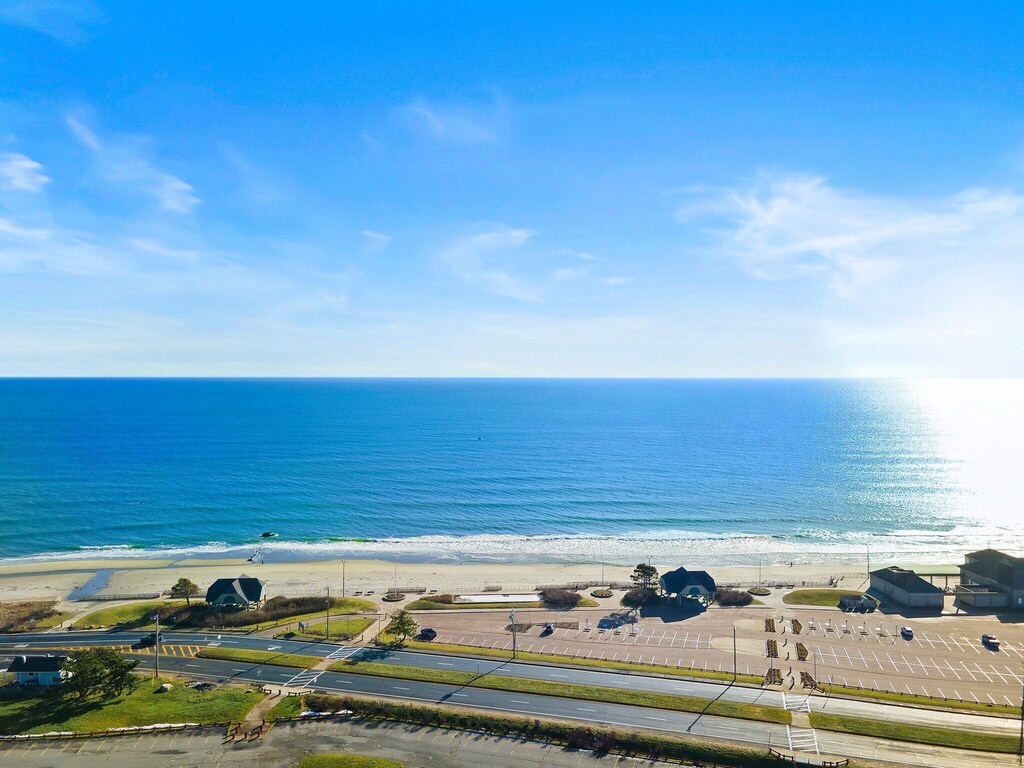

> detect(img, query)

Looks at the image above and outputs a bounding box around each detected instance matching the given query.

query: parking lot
[415,603,1024,705]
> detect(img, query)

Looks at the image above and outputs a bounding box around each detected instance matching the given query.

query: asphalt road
[2,630,1018,736]
[1,631,1017,767]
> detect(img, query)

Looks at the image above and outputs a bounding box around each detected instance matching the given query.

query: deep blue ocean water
[0,378,1020,565]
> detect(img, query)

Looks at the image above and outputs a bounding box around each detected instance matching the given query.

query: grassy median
[380,632,764,685]
[329,659,790,724]
[782,589,876,607]
[299,756,403,768]
[810,712,1020,753]
[821,682,1018,717]
[197,646,322,669]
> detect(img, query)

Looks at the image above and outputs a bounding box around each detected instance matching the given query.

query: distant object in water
[261,531,278,538]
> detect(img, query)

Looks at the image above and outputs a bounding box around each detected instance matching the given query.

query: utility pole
[151,613,161,679]
[732,627,737,683]
[866,545,871,579]
[326,586,330,639]
[1018,671,1023,765]
[342,560,346,598]
[510,609,518,659]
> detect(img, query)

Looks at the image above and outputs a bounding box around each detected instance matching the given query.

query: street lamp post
[509,609,518,659]
[1018,671,1023,765]
[342,560,346,598]
[326,586,330,640]
[150,613,161,679]
[732,627,737,683]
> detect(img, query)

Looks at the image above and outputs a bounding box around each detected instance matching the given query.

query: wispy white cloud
[362,229,392,253]
[602,275,631,286]
[681,172,1024,297]
[66,117,201,213]
[0,0,100,44]
[0,152,51,192]
[440,226,540,300]
[400,96,507,144]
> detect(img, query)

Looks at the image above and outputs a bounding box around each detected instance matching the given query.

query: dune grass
[329,659,789,724]
[810,712,1019,753]
[0,679,257,735]
[265,695,303,720]
[0,599,71,632]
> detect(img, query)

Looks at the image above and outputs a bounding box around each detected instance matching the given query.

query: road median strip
[809,712,1021,754]
[197,647,322,669]
[380,632,764,685]
[820,682,1019,717]
[328,659,790,724]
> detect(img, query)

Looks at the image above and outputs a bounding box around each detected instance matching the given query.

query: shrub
[540,588,581,607]
[716,588,753,607]
[621,587,657,607]
[429,594,456,604]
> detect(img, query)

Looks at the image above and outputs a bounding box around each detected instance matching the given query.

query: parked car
[419,627,437,641]
[900,626,913,639]
[541,623,555,635]
[982,633,1000,649]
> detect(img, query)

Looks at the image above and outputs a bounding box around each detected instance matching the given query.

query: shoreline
[0,552,962,605]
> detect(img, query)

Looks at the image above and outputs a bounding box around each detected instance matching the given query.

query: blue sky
[2,2,1023,376]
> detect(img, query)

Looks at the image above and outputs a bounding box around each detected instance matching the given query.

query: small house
[659,567,717,605]
[869,567,943,609]
[6,654,68,687]
[205,575,266,609]
[958,549,1024,610]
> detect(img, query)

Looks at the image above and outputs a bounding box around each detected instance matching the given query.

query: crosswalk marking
[283,669,322,688]
[786,725,819,754]
[325,646,358,660]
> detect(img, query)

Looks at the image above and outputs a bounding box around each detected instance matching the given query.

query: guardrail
[77,593,162,602]
[0,721,231,741]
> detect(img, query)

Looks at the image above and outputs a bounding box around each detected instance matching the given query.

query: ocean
[0,378,1021,566]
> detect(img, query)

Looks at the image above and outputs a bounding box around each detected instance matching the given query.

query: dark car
[419,627,437,641]
[138,632,164,647]
[541,623,555,636]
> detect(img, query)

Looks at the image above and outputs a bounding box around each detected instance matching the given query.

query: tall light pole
[326,586,330,640]
[150,613,161,679]
[342,560,346,598]
[509,609,518,659]
[1018,670,1023,765]
[732,627,737,683]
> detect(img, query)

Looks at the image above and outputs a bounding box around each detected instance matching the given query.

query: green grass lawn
[0,679,258,734]
[782,589,878,607]
[280,616,374,641]
[298,756,403,768]
[265,695,303,720]
[197,647,321,669]
[72,600,189,629]
[229,598,378,632]
[820,683,1018,716]
[378,631,763,685]
[329,659,789,725]
[810,712,1019,753]
[406,597,598,610]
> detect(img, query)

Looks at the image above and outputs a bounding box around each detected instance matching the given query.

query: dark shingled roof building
[659,567,716,605]
[205,575,266,608]
[869,566,944,610]
[959,549,1024,610]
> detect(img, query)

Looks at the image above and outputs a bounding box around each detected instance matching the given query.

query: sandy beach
[0,554,960,606]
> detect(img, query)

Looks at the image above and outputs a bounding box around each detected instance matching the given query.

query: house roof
[659,567,717,594]
[206,575,266,603]
[870,567,943,594]
[961,550,1024,590]
[7,654,66,673]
